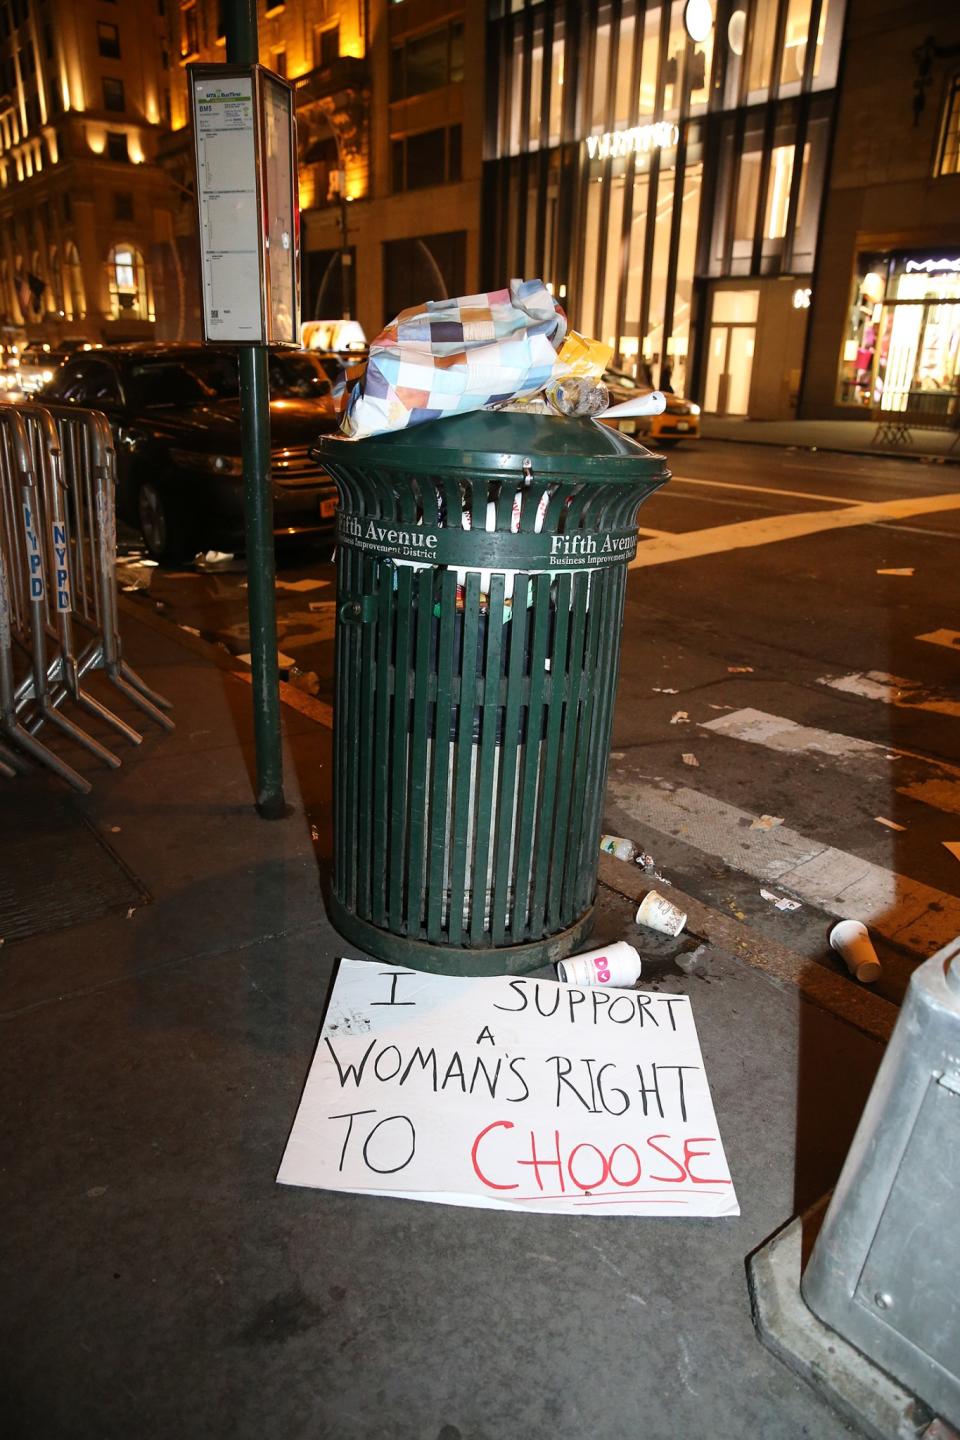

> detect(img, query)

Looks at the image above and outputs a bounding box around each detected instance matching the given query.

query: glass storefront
[484,0,846,405]
[837,253,960,412]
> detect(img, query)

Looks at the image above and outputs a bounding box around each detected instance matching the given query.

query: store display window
[837,253,960,411]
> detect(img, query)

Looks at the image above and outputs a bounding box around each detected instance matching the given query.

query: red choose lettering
[470,1123,731,1194]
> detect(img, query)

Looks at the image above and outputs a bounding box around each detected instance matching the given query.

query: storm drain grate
[0,788,148,942]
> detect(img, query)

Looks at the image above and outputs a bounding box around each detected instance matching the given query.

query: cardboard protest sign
[278,960,738,1217]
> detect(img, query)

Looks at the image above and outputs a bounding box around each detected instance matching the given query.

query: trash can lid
[315,410,670,478]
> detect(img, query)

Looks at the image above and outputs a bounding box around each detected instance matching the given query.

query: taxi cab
[601,367,700,446]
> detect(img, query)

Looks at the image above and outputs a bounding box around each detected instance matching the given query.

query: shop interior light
[862,271,885,302]
[684,0,714,44]
[728,9,746,56]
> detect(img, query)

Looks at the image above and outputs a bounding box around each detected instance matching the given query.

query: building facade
[482,0,847,417]
[0,0,178,346]
[300,0,484,339]
[801,0,960,421]
[159,0,484,344]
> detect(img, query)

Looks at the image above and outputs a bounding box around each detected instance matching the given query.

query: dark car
[40,345,340,561]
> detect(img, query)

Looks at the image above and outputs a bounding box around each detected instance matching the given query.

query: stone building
[160,0,483,342]
[0,0,178,346]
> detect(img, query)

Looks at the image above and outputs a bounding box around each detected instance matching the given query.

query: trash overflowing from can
[314,279,671,975]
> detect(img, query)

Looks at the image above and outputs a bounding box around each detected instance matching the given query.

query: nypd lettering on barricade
[22,499,44,600]
[336,511,638,570]
[51,521,70,612]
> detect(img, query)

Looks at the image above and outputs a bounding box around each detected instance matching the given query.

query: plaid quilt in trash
[341,278,568,439]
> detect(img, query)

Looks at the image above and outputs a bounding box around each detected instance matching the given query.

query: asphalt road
[117,439,960,1001]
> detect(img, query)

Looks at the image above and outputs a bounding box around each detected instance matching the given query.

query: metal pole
[340,188,352,320]
[225,0,287,818]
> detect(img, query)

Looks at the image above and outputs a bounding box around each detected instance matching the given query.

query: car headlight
[687,403,701,415]
[41,369,53,382]
[169,448,243,476]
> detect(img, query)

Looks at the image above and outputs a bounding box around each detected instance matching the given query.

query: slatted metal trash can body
[316,411,670,975]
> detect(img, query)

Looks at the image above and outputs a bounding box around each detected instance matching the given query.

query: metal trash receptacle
[315,410,670,975]
[800,936,960,1424]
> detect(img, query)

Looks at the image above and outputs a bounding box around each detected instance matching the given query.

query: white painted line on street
[628,491,960,570]
[605,778,960,954]
[916,628,960,650]
[897,779,960,816]
[700,706,882,760]
[874,522,960,540]
[701,706,960,816]
[818,670,960,719]
[637,526,670,537]
[667,474,861,506]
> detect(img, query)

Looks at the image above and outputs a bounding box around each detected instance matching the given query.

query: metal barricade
[0,402,173,793]
[38,404,174,730]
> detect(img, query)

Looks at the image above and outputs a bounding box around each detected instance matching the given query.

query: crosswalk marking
[699,706,960,817]
[605,778,960,954]
[897,779,960,816]
[818,670,960,719]
[916,628,960,650]
[667,475,861,507]
[628,491,960,570]
[700,707,882,759]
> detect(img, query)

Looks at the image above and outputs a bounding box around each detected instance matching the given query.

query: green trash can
[315,410,669,975]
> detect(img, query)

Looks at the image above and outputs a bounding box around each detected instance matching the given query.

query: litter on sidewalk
[555,941,643,987]
[829,920,882,984]
[760,888,802,912]
[750,814,784,830]
[636,890,687,936]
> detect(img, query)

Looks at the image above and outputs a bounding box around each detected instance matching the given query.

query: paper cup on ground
[556,941,642,988]
[635,890,687,937]
[829,920,882,983]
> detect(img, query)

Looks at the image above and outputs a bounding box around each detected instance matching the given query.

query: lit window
[107,243,149,319]
[764,146,795,239]
[937,75,960,177]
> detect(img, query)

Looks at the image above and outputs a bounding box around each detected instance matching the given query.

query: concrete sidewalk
[2,610,884,1440]
[702,414,959,463]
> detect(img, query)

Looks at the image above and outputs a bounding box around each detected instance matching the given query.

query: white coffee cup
[829,919,882,983]
[556,941,643,988]
[635,890,687,936]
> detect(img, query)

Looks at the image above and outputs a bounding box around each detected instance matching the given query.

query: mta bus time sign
[189,63,299,346]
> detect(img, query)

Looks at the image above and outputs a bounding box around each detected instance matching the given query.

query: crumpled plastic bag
[341,278,568,440]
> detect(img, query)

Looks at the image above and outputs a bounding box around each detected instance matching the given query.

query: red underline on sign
[513,1189,727,1203]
